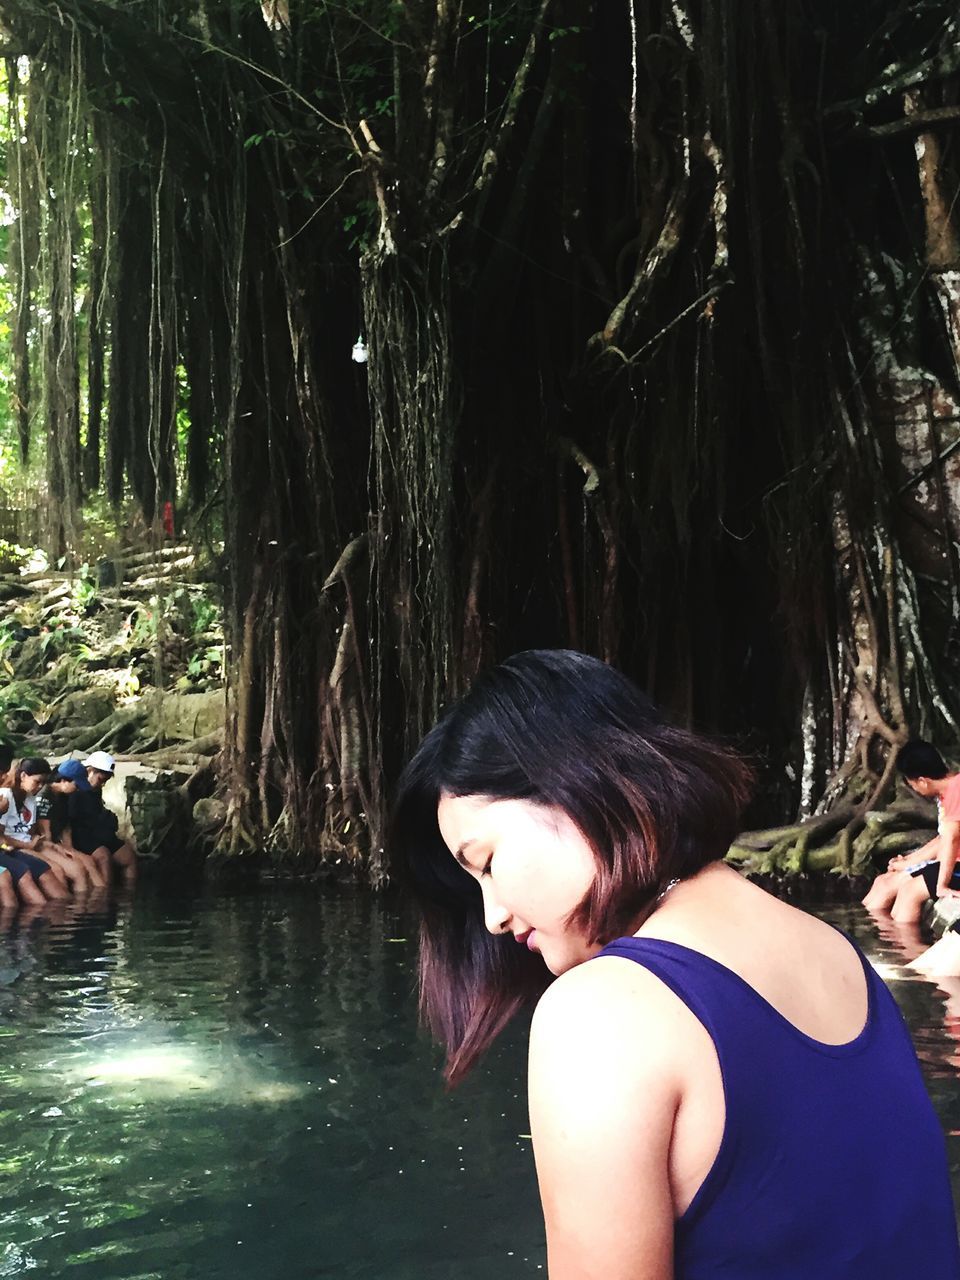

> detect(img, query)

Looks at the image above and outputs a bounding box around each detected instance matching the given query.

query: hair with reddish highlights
[389,649,753,1085]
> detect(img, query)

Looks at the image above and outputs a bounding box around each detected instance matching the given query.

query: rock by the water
[124,771,191,855]
[931,898,960,934]
[193,796,227,833]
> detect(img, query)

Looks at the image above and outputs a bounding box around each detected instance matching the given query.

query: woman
[0,756,71,902]
[391,650,960,1279]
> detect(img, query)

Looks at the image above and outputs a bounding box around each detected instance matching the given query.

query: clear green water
[1,888,958,1278]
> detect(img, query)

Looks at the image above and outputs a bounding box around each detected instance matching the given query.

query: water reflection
[833,902,960,1151]
[0,889,957,1278]
[0,886,546,1279]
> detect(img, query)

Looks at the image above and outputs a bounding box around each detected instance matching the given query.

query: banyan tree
[0,0,959,879]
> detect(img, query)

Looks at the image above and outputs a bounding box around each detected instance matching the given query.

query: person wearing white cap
[61,751,138,884]
[83,751,116,776]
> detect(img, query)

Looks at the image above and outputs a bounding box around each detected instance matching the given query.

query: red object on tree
[162,500,175,538]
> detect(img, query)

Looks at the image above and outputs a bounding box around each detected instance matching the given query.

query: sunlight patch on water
[82,1047,201,1084]
[63,1041,305,1103]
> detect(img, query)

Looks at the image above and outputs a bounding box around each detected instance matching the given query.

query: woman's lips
[517,929,538,952]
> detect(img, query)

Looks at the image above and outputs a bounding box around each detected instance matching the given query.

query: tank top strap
[597,936,771,1081]
[598,935,749,1030]
[596,933,879,1079]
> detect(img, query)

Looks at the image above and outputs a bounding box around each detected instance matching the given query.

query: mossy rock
[193,796,227,833]
[125,772,192,855]
[58,688,116,726]
[147,690,225,742]
[15,635,43,678]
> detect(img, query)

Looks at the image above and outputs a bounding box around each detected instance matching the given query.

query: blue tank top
[598,935,960,1279]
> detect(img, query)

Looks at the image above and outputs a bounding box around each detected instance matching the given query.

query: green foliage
[0,678,39,744]
[39,618,89,663]
[177,645,223,690]
[128,598,161,649]
[243,129,290,150]
[0,540,27,575]
[0,615,20,671]
[70,565,99,612]
[188,593,220,637]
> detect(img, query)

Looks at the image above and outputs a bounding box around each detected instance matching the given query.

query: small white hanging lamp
[351,335,369,364]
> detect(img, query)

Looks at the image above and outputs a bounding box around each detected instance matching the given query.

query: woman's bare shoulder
[531,951,705,1069]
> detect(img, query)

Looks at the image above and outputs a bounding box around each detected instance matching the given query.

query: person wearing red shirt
[863,741,960,924]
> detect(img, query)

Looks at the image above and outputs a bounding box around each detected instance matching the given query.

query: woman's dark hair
[897,740,948,781]
[14,757,50,790]
[389,649,753,1084]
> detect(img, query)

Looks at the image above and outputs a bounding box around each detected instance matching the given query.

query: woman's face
[436,794,601,975]
[21,772,45,796]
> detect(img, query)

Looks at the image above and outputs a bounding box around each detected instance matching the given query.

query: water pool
[1,887,957,1278]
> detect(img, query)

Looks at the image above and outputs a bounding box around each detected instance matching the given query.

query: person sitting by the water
[391,650,960,1279]
[35,759,107,891]
[0,754,71,903]
[62,752,137,884]
[862,740,960,923]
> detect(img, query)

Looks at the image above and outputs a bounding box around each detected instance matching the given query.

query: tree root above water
[729,793,936,878]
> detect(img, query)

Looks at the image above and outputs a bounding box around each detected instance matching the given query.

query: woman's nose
[480,883,511,935]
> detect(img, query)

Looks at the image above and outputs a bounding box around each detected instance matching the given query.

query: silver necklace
[655,877,681,904]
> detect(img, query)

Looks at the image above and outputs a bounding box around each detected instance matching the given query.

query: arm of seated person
[2,831,42,852]
[34,816,72,856]
[890,836,940,871]
[528,961,683,1280]
[37,835,78,859]
[937,821,960,897]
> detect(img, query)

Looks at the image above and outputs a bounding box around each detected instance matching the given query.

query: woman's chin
[539,943,587,977]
